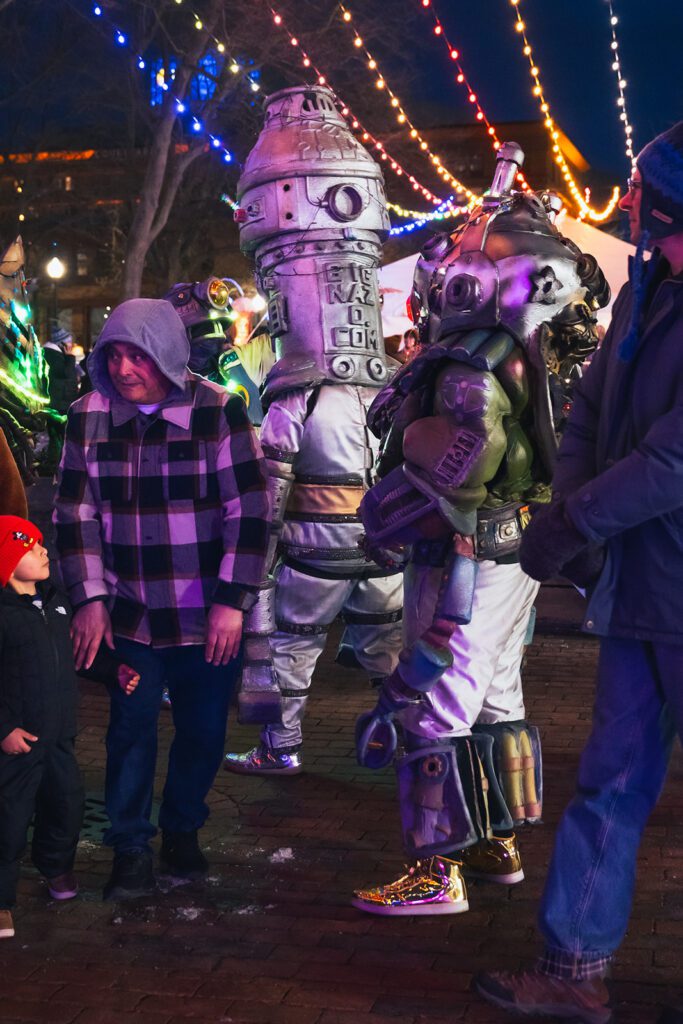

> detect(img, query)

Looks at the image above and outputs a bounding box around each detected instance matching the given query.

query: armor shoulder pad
[261,355,329,408]
[446,329,516,372]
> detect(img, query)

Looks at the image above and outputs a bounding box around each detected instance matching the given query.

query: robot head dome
[412,143,609,370]
[235,84,391,396]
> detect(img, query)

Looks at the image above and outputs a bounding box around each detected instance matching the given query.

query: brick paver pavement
[1,632,681,1024]
[2,483,681,1024]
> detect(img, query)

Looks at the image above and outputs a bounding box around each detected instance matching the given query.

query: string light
[604,0,635,164]
[507,0,620,222]
[155,0,262,94]
[337,3,479,203]
[85,3,235,167]
[414,0,533,191]
[387,195,470,235]
[267,4,448,206]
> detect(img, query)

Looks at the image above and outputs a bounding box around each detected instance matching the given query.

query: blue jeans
[105,639,239,853]
[538,637,683,976]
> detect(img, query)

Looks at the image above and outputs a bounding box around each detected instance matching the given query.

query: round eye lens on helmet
[207,277,230,308]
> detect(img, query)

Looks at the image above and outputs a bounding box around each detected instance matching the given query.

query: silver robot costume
[352,142,610,915]
[224,86,403,771]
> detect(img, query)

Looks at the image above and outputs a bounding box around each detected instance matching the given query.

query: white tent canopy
[379,213,634,338]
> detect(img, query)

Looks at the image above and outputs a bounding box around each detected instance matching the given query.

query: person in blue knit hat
[475,121,683,1024]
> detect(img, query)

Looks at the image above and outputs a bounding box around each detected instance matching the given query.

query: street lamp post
[45,255,66,330]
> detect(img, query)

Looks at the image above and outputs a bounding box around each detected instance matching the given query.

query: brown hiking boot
[460,834,524,884]
[475,969,611,1023]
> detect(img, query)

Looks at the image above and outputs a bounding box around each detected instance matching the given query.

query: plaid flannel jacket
[54,376,270,648]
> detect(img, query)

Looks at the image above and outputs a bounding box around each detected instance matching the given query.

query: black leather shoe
[159,830,208,879]
[103,849,155,901]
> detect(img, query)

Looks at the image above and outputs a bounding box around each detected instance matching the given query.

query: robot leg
[352,735,483,916]
[340,573,404,678]
[396,736,489,860]
[472,720,543,824]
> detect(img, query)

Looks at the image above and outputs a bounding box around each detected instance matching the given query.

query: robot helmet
[412,142,610,372]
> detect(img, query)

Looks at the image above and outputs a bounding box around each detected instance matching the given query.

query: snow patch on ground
[175,906,202,921]
[156,874,193,892]
[269,847,294,864]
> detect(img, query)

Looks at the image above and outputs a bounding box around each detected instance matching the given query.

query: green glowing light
[11,301,29,325]
[0,366,50,408]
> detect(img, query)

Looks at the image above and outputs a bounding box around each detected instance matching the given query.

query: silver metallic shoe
[223,744,303,776]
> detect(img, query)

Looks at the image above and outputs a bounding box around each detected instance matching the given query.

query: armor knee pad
[396,737,490,859]
[470,732,514,834]
[472,721,543,825]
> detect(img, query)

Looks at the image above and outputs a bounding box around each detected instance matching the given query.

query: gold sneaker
[352,856,469,916]
[460,834,524,885]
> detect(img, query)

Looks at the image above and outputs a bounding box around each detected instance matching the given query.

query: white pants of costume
[262,563,403,751]
[400,559,540,740]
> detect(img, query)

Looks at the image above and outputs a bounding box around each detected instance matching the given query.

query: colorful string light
[267,4,447,206]
[604,0,635,165]
[337,3,480,203]
[90,2,234,165]
[414,0,532,192]
[507,0,620,222]
[144,0,262,93]
[388,195,470,236]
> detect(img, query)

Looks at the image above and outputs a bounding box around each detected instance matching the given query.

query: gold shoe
[460,834,524,884]
[352,856,469,916]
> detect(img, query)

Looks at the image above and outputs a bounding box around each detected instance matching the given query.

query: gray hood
[87,298,191,401]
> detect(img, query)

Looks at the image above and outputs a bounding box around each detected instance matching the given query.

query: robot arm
[236,392,305,724]
[359,361,513,550]
[356,356,514,769]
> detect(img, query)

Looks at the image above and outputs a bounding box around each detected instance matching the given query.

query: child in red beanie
[0,516,139,939]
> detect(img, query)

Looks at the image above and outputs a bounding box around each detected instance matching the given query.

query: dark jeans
[538,636,683,974]
[0,737,84,908]
[105,639,238,853]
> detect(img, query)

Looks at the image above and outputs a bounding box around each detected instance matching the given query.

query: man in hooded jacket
[54,298,270,901]
[475,122,683,1024]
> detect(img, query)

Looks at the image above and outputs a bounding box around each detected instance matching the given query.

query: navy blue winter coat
[553,253,683,642]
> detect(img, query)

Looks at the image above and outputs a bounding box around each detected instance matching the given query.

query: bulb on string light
[93,5,102,14]
[116,31,126,45]
[137,57,145,69]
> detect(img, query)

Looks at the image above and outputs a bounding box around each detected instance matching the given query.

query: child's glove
[1,728,38,754]
[117,665,140,695]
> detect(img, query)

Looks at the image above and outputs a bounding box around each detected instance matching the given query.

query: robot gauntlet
[237,450,295,723]
[356,547,478,769]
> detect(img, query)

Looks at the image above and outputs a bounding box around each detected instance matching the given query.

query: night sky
[402,0,683,179]
[1,0,681,187]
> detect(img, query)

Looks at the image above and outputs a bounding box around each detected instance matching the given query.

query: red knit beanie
[0,516,43,586]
